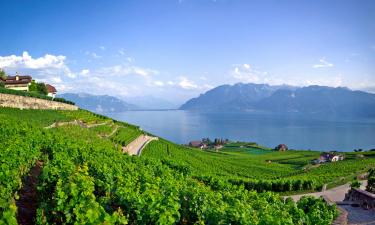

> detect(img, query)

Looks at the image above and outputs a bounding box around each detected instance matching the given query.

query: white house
[46,84,57,98]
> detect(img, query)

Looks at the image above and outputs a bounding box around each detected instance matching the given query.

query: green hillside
[2,107,374,224]
[142,139,375,193]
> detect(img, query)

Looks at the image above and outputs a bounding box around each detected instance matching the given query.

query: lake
[106,110,375,152]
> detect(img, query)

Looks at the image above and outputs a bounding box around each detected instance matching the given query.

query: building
[189,141,207,149]
[214,145,223,151]
[319,152,344,163]
[46,84,57,98]
[3,74,32,91]
[275,144,288,151]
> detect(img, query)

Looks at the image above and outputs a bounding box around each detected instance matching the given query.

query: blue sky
[0,0,374,103]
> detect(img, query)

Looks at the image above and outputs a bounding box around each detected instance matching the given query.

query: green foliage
[0,69,6,80]
[37,83,48,95]
[351,180,361,189]
[28,80,48,95]
[111,126,143,146]
[28,80,38,92]
[297,196,338,224]
[366,168,375,193]
[142,139,375,193]
[53,164,127,224]
[0,108,341,224]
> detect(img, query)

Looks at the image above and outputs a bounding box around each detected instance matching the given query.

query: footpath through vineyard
[16,161,43,225]
[122,135,158,156]
[289,181,375,225]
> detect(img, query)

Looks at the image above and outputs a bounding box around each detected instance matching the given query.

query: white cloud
[313,57,334,68]
[167,81,175,85]
[0,51,66,69]
[100,65,158,78]
[231,64,264,83]
[99,46,106,51]
[0,51,75,79]
[51,76,63,83]
[178,76,198,89]
[154,81,164,86]
[80,69,90,77]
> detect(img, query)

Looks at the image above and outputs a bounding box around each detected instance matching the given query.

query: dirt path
[105,125,120,138]
[287,180,367,202]
[122,135,158,156]
[16,161,43,225]
[44,120,110,129]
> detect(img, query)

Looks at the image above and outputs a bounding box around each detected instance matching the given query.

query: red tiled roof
[189,141,203,147]
[46,84,57,93]
[4,75,32,85]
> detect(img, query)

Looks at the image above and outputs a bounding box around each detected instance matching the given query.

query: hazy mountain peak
[59,93,139,113]
[180,83,375,118]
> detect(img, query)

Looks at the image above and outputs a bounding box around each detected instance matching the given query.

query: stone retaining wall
[0,93,78,111]
[321,195,348,225]
[345,188,375,209]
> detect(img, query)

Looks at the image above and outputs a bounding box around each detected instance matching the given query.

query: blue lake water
[106,110,375,152]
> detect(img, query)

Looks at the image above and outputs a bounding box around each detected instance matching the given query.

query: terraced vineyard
[142,139,375,193]
[2,107,374,224]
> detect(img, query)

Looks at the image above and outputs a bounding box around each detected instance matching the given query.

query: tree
[29,80,48,95]
[0,69,7,80]
[28,80,38,92]
[37,82,48,95]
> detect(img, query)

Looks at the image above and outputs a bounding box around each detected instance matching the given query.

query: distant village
[0,69,57,97]
[188,139,346,164]
[188,138,229,151]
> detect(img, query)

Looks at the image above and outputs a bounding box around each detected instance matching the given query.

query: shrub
[350,180,361,189]
[366,168,375,194]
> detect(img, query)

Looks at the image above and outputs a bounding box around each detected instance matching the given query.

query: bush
[350,180,361,189]
[366,168,375,194]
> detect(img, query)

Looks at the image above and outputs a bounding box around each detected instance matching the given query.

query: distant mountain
[59,93,139,113]
[126,96,179,110]
[180,83,295,110]
[180,83,375,118]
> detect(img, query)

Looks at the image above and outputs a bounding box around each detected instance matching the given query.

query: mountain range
[59,93,178,113]
[59,93,139,113]
[180,83,375,118]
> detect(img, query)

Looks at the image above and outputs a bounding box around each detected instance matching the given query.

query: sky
[0,0,374,104]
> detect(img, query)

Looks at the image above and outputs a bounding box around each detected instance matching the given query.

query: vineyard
[142,139,375,193]
[2,107,374,224]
